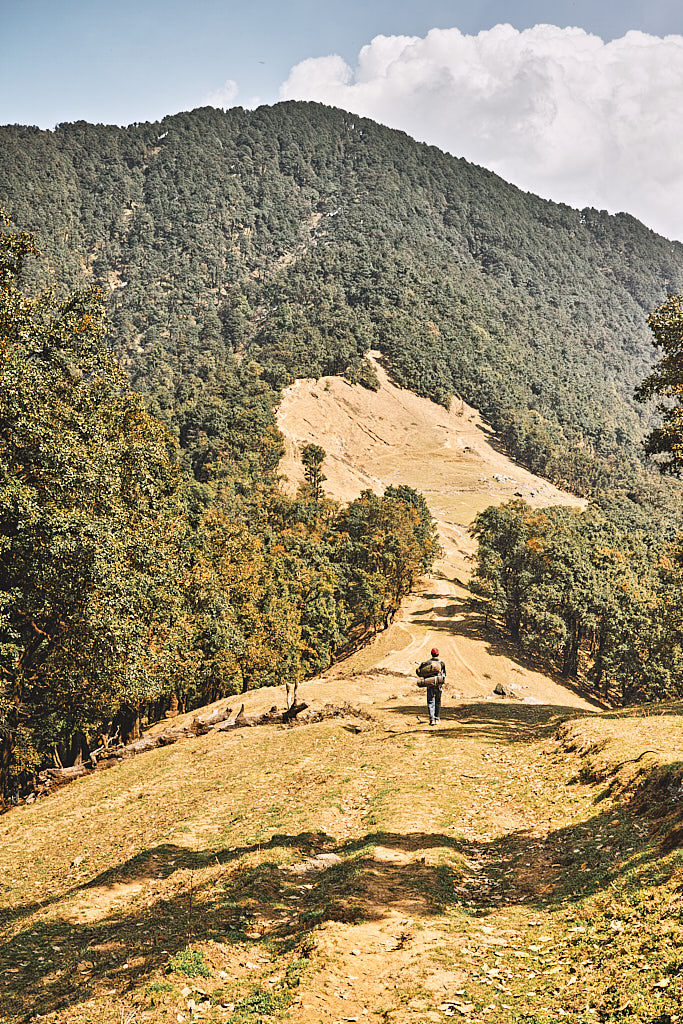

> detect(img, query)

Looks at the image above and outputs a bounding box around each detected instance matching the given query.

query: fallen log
[37,764,90,790]
[26,706,235,799]
[189,706,235,735]
[14,698,372,808]
[216,701,309,730]
[284,701,309,723]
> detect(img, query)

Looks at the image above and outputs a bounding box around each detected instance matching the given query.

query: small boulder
[493,682,521,699]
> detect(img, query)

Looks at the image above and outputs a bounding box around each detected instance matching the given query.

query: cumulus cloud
[203,78,239,109]
[280,25,683,241]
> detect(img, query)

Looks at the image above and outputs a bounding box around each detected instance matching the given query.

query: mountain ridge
[2,100,683,502]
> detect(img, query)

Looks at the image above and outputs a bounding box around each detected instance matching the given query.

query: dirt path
[257,659,667,1024]
[330,565,594,712]
[281,655,597,1022]
[242,367,602,1020]
[262,366,616,1020]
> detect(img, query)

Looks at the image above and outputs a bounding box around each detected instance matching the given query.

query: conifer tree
[301,443,327,502]
[637,293,683,474]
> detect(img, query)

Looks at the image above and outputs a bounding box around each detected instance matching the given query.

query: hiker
[416,646,446,726]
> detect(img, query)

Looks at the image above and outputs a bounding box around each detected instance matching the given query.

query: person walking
[417,646,446,726]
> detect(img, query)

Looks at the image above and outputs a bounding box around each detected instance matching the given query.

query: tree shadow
[409,595,606,709]
[0,832,333,930]
[1,807,677,1021]
[383,700,593,744]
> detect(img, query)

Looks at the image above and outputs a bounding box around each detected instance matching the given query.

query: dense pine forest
[3,101,683,799]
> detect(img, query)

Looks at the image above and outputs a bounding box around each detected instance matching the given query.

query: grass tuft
[168,947,211,978]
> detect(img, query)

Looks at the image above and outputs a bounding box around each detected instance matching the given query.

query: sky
[3,0,683,239]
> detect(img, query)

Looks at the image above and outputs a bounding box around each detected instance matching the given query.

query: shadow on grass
[0,832,332,930]
[0,701,573,934]
[384,699,593,744]
[1,804,680,1022]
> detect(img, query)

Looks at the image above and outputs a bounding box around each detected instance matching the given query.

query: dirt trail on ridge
[277,357,590,710]
[261,366,625,1023]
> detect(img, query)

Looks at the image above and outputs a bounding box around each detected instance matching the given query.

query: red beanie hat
[431,647,439,656]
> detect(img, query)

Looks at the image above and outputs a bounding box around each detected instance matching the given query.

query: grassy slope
[0,683,681,1024]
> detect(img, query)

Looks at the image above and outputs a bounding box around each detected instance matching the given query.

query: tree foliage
[0,213,184,787]
[470,500,683,704]
[300,443,327,502]
[637,293,683,475]
[0,216,439,798]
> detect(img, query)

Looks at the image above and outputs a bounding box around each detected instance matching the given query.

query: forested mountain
[2,102,683,507]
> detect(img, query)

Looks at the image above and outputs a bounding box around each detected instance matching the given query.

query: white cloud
[203,78,239,109]
[280,25,683,241]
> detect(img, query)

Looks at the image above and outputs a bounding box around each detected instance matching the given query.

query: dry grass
[557,704,683,847]
[1,688,682,1024]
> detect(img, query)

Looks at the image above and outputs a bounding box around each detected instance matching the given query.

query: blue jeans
[427,685,442,723]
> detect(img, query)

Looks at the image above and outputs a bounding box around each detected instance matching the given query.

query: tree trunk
[69,731,89,767]
[286,680,299,710]
[562,616,582,678]
[0,729,15,804]
[115,705,141,745]
[506,608,521,640]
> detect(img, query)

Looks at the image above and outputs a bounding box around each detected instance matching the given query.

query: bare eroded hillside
[277,357,587,708]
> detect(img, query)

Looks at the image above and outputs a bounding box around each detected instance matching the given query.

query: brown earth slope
[277,357,587,708]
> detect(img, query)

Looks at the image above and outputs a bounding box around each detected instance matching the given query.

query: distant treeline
[0,220,439,801]
[471,292,683,705]
[471,500,683,704]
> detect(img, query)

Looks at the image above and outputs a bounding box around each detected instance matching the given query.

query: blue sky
[3,0,682,128]
[3,1,683,238]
